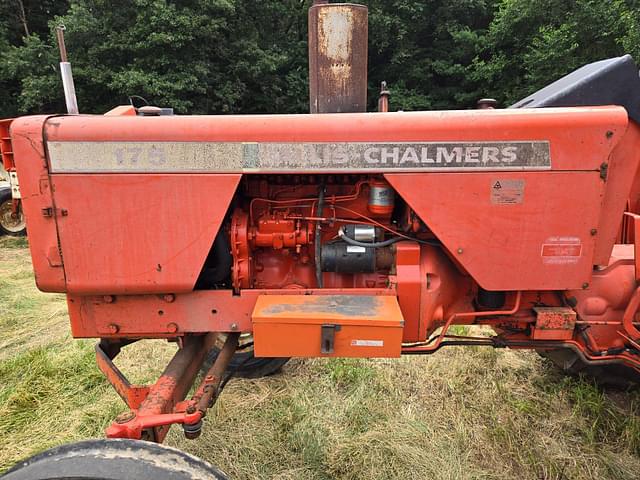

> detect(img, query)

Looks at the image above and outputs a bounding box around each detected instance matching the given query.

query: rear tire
[538,348,640,388]
[1,439,229,480]
[0,188,26,236]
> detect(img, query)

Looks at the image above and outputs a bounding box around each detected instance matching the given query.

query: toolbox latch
[321,324,341,354]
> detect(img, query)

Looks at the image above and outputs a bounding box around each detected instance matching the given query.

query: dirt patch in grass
[1,237,640,479]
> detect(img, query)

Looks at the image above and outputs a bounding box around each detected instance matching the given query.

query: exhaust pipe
[308,1,368,113]
[56,25,79,115]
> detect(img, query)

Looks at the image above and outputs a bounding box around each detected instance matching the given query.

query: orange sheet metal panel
[43,108,624,173]
[253,295,404,358]
[10,116,66,292]
[66,288,394,338]
[386,171,604,291]
[594,122,640,264]
[49,174,241,294]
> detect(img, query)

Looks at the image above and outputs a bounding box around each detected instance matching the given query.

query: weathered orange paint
[50,174,240,294]
[386,171,606,290]
[67,287,395,338]
[11,116,66,291]
[595,122,640,264]
[253,294,404,357]
[42,108,625,153]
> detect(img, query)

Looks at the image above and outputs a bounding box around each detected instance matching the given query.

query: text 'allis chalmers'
[7,0,640,445]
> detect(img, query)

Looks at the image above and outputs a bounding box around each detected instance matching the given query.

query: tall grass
[1,236,639,479]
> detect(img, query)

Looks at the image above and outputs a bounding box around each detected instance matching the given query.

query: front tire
[1,439,229,480]
[0,188,26,236]
[203,334,289,379]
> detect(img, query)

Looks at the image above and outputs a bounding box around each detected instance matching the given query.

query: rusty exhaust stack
[308,1,368,113]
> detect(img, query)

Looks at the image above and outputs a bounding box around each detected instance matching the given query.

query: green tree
[471,0,640,105]
[1,0,312,115]
[0,0,68,116]
[367,0,497,110]
[0,0,639,116]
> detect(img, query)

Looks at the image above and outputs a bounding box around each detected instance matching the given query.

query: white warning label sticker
[350,339,384,347]
[491,179,525,205]
[541,236,583,265]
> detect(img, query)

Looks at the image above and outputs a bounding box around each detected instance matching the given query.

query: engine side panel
[50,174,240,294]
[386,171,603,290]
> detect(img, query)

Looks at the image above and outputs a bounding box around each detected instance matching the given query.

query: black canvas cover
[511,55,640,124]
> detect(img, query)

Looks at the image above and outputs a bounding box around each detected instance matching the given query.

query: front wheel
[0,188,26,236]
[203,333,289,379]
[1,439,229,480]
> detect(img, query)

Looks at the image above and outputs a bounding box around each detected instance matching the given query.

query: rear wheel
[1,439,229,480]
[539,348,640,388]
[203,333,289,379]
[0,188,26,236]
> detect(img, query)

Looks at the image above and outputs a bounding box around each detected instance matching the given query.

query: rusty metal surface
[378,81,390,112]
[193,333,239,414]
[55,25,68,62]
[309,3,368,113]
[133,334,216,441]
[261,295,382,317]
[533,307,577,330]
[532,306,577,340]
[103,333,236,441]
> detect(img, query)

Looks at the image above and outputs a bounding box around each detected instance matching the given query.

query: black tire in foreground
[539,348,640,389]
[0,439,229,480]
[0,188,26,236]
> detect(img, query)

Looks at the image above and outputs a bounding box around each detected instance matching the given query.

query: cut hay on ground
[1,236,639,479]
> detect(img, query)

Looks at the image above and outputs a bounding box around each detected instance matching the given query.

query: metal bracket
[9,171,20,199]
[321,324,341,354]
[95,341,150,410]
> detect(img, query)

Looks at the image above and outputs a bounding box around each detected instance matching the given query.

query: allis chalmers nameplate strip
[47,141,551,173]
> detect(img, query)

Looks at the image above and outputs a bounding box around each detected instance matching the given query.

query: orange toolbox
[252,295,404,358]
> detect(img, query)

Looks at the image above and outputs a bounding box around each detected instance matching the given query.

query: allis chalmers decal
[47,141,551,173]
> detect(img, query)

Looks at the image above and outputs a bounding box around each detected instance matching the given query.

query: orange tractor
[4,2,640,478]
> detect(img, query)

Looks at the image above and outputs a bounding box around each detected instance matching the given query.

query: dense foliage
[0,0,639,116]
